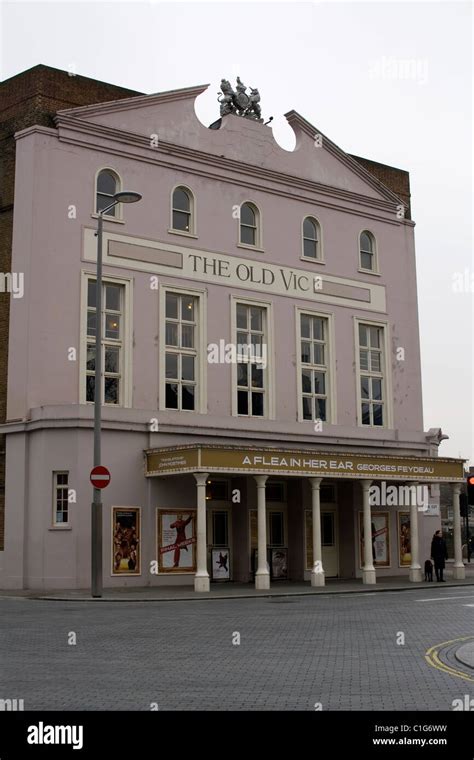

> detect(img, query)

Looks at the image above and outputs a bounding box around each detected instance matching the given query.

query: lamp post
[92,190,142,598]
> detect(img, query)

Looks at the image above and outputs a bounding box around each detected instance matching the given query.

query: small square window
[105,314,120,340]
[251,392,264,416]
[181,385,195,411]
[166,293,179,319]
[166,383,178,409]
[166,353,178,379]
[104,377,119,404]
[302,397,312,420]
[238,390,248,415]
[105,284,121,311]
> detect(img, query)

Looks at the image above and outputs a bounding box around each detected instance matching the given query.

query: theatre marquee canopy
[144,446,465,482]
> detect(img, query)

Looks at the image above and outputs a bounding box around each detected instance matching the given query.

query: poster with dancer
[211,549,230,580]
[157,510,196,572]
[112,507,141,575]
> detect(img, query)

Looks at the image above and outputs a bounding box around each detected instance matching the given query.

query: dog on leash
[424,559,433,582]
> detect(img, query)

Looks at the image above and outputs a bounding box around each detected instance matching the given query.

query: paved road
[0,587,473,711]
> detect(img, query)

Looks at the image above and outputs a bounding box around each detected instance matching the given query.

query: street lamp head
[113,191,142,204]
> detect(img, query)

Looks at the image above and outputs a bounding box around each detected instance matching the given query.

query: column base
[194,575,210,593]
[311,570,325,587]
[453,565,466,580]
[409,567,423,583]
[255,572,270,590]
[362,568,376,585]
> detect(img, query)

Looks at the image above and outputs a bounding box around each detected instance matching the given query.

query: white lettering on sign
[237,455,450,477]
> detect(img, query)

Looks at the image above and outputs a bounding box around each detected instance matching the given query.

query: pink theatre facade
[0,83,465,590]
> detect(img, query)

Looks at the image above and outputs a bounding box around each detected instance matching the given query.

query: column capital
[452,482,462,494]
[360,479,373,490]
[254,475,268,487]
[194,472,209,487]
[309,477,323,489]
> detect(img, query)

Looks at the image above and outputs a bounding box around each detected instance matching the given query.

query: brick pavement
[0,585,473,711]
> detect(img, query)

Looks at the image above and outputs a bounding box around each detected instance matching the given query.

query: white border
[230,294,275,419]
[169,183,198,237]
[79,270,134,408]
[353,316,393,429]
[51,470,70,528]
[237,200,264,252]
[358,228,380,275]
[92,166,124,222]
[295,306,337,424]
[158,282,208,413]
[301,215,324,263]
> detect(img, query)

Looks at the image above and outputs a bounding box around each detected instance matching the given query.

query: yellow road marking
[425,636,474,683]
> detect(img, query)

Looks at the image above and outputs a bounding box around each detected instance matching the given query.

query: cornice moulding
[54,115,408,224]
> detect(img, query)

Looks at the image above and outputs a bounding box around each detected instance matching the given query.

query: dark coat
[431,536,448,568]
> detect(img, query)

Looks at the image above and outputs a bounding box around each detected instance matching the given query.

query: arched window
[302,217,321,259]
[360,231,376,271]
[240,202,259,247]
[172,186,193,233]
[96,169,120,217]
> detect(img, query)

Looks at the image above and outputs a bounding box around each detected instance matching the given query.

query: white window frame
[231,295,275,419]
[80,271,133,408]
[168,184,198,238]
[52,471,70,528]
[358,229,379,274]
[301,216,324,263]
[159,283,207,413]
[295,307,336,424]
[354,317,393,428]
[237,200,264,252]
[92,167,124,224]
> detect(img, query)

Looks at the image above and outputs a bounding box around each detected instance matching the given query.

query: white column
[194,472,210,592]
[361,479,376,584]
[254,475,270,590]
[452,482,466,580]
[409,482,422,582]
[310,477,325,586]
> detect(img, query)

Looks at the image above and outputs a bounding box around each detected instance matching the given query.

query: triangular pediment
[55,86,403,206]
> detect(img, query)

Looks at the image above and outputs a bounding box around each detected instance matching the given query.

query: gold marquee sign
[145,446,465,482]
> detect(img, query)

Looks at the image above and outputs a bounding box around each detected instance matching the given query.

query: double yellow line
[425,636,474,683]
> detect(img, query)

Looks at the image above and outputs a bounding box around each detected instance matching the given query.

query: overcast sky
[1,1,472,463]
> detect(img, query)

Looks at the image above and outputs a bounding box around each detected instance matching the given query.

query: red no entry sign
[90,465,111,489]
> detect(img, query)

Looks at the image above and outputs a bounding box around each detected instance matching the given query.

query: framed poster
[157,510,196,573]
[211,548,230,580]
[359,511,390,568]
[398,511,411,566]
[271,548,288,580]
[112,507,141,575]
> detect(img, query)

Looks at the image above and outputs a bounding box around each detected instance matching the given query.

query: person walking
[431,530,448,582]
